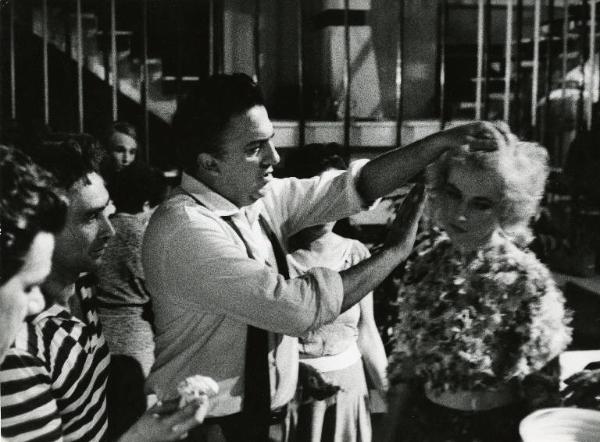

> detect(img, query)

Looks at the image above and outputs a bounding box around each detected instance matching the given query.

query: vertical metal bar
[102,3,110,83]
[395,0,404,147]
[0,2,3,132]
[216,1,224,74]
[141,0,150,163]
[475,0,485,120]
[76,0,84,132]
[175,0,183,99]
[208,0,214,76]
[559,0,568,165]
[577,1,587,133]
[531,0,541,133]
[483,0,492,119]
[543,0,555,138]
[514,0,524,132]
[343,0,351,152]
[9,0,16,119]
[253,0,261,82]
[596,1,600,130]
[296,0,305,148]
[438,0,447,129]
[110,0,118,121]
[587,0,596,129]
[504,0,514,123]
[42,0,49,126]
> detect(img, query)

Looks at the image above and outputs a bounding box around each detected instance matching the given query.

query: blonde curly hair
[427,122,549,246]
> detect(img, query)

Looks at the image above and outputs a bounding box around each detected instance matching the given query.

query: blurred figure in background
[95,161,167,437]
[96,161,167,375]
[101,121,140,195]
[285,144,388,442]
[105,121,139,171]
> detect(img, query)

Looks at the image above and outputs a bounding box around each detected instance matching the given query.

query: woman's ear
[197,153,220,175]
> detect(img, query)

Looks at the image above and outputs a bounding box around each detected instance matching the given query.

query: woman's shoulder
[486,239,555,288]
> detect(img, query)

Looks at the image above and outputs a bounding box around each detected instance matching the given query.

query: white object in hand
[177,375,219,423]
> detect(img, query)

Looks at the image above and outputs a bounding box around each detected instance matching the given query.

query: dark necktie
[222,214,289,441]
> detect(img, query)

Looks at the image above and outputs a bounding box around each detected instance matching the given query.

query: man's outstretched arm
[357,121,508,202]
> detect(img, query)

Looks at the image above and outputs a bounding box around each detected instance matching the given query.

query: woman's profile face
[109,132,137,170]
[437,163,503,252]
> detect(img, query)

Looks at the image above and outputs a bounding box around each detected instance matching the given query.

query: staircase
[31,3,179,123]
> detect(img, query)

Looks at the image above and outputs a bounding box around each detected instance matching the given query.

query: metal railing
[2,0,598,163]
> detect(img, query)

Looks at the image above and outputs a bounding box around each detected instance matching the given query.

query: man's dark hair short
[0,145,67,283]
[30,133,105,190]
[172,73,265,173]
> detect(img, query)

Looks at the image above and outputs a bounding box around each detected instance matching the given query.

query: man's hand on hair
[438,121,510,153]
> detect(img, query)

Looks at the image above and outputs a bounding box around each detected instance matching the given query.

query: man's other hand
[384,183,426,258]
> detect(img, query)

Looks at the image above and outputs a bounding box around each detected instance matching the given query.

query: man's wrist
[378,244,409,268]
[422,130,454,155]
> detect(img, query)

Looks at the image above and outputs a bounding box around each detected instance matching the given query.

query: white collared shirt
[143,162,369,417]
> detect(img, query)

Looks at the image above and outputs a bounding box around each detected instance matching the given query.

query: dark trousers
[185,406,296,442]
[106,354,147,440]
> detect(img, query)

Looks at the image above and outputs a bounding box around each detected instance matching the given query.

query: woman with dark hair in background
[285,144,388,442]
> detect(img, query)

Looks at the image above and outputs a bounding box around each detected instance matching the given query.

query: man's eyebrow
[472,196,494,203]
[85,206,104,215]
[83,200,110,216]
[247,132,275,145]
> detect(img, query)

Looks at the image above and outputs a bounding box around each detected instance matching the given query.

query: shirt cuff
[307,267,344,331]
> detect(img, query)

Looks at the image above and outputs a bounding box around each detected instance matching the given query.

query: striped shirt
[1,286,110,442]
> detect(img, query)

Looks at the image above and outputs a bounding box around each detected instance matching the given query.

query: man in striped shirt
[1,137,115,441]
[1,137,204,442]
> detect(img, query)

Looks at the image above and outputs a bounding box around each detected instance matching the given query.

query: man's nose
[263,141,280,166]
[101,214,116,239]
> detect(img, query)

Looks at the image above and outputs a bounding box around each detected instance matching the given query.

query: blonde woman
[389,124,572,442]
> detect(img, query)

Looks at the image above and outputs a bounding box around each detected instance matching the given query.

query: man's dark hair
[30,133,105,190]
[0,145,67,283]
[172,73,265,174]
[110,162,167,214]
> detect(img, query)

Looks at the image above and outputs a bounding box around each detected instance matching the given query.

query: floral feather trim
[389,232,572,394]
